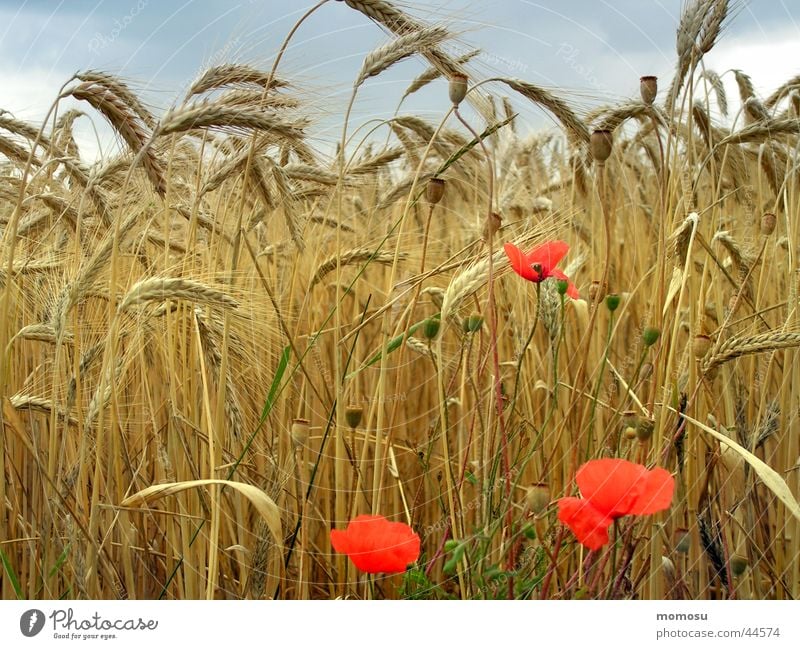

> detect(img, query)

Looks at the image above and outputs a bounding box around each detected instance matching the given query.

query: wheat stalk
[68,81,166,196]
[159,102,306,140]
[186,63,288,99]
[717,118,800,145]
[489,77,590,146]
[355,26,449,87]
[310,249,406,288]
[119,278,239,311]
[403,48,479,99]
[703,332,800,373]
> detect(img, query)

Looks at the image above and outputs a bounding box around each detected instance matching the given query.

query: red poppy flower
[557,458,674,550]
[330,514,421,574]
[503,240,579,299]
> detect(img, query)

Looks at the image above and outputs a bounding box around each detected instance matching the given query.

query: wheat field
[1,0,799,601]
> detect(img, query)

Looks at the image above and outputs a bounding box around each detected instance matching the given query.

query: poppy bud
[605,293,621,312]
[674,527,690,554]
[643,326,660,347]
[590,129,613,163]
[449,73,469,106]
[426,177,445,204]
[623,426,637,440]
[640,76,658,105]
[693,334,712,359]
[423,316,441,340]
[555,278,569,296]
[462,314,484,333]
[760,212,776,236]
[482,212,502,240]
[291,418,310,447]
[730,554,748,576]
[525,483,550,515]
[345,406,363,429]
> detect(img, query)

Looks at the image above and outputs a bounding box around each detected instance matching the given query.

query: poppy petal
[504,242,537,281]
[330,514,420,574]
[557,497,613,550]
[576,458,648,518]
[629,467,675,515]
[527,240,569,276]
[550,268,579,299]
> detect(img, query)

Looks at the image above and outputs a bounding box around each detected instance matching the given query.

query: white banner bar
[1,600,796,648]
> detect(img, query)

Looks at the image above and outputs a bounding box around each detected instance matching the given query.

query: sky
[0,0,798,160]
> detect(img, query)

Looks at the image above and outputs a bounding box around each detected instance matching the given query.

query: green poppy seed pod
[525,483,550,515]
[605,293,621,312]
[643,326,661,347]
[623,426,637,440]
[760,212,776,236]
[730,554,748,576]
[426,177,446,205]
[640,75,658,105]
[423,316,441,340]
[590,129,613,163]
[345,406,363,429]
[636,417,655,442]
[462,314,484,334]
[444,539,459,553]
[449,73,469,106]
[694,334,712,359]
[674,528,690,554]
[555,278,569,296]
[291,418,310,448]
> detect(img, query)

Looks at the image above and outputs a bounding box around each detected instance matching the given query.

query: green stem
[586,310,615,460]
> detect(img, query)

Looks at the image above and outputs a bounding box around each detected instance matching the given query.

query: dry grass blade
[684,412,800,523]
[119,278,239,311]
[121,479,283,548]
